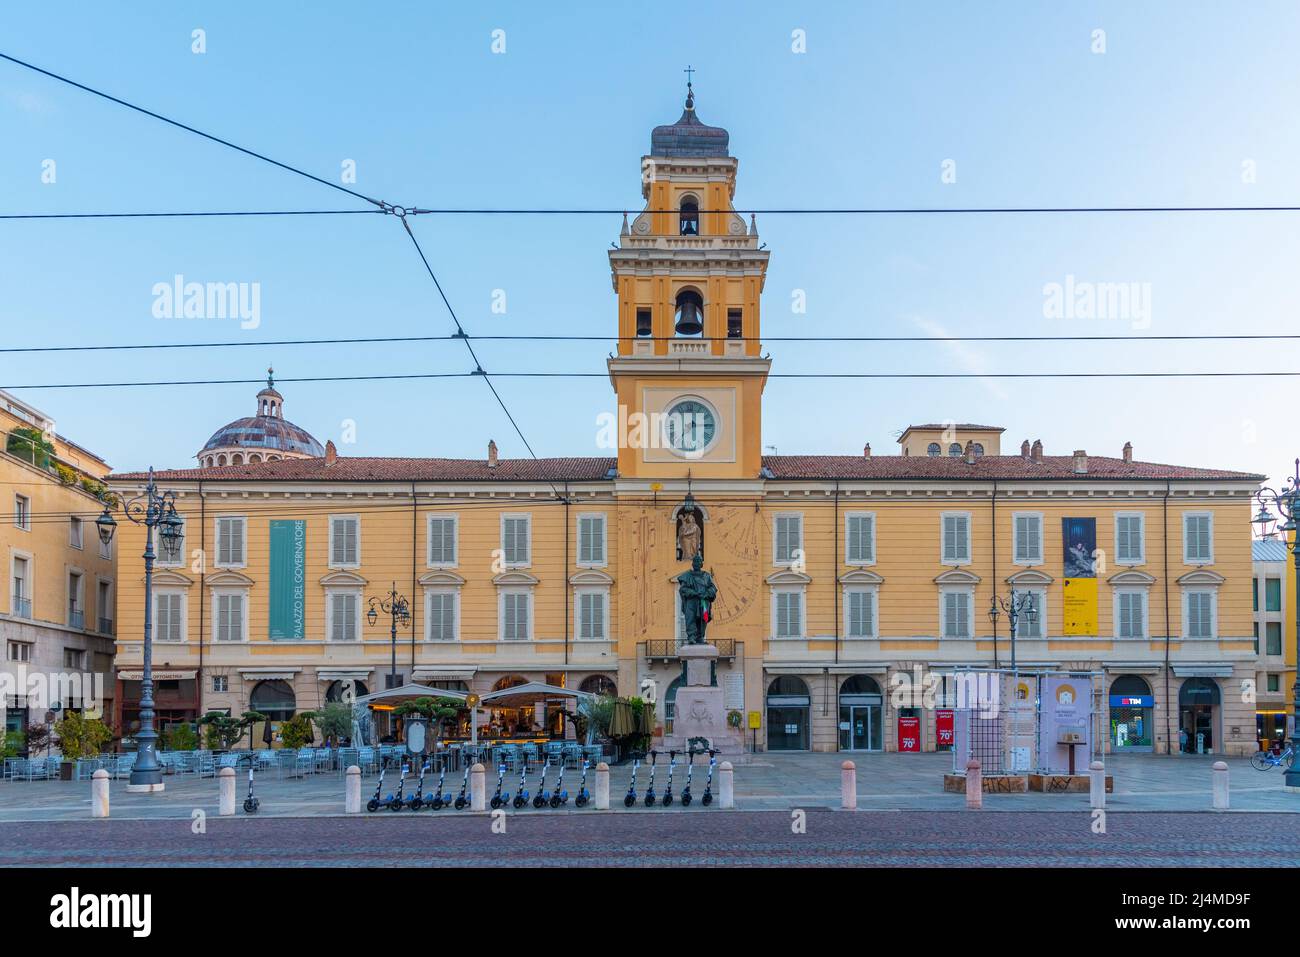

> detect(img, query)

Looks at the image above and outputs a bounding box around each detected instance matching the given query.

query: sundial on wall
[702,507,761,626]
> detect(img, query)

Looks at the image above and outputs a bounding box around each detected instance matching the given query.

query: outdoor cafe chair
[294,748,316,777]
[543,742,564,767]
[314,748,334,772]
[356,746,377,774]
[5,758,28,781]
[112,754,135,780]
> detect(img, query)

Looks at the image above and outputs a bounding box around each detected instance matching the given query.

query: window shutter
[1186,516,1211,561]
[1015,516,1040,562]
[848,590,873,637]
[332,518,358,565]
[579,516,605,565]
[944,515,969,562]
[441,594,455,640]
[429,518,456,565]
[218,517,244,565]
[504,518,528,565]
[848,515,873,563]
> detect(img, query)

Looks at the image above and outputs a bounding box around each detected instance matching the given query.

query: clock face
[662,399,717,456]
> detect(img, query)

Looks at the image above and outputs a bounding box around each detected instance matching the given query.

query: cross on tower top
[684,64,695,85]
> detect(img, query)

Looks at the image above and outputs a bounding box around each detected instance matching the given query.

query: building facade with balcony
[107,87,1265,755]
[1,389,117,748]
[1252,536,1296,750]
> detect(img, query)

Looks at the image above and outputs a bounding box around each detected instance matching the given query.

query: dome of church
[650,84,729,158]
[196,369,324,467]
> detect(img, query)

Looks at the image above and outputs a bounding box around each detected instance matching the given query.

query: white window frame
[211,588,248,642]
[574,586,610,640]
[1112,588,1148,640]
[773,512,804,567]
[69,516,83,550]
[426,514,459,568]
[770,586,806,639]
[1114,511,1146,566]
[67,569,84,624]
[156,514,186,567]
[10,551,33,616]
[498,588,533,641]
[843,585,879,639]
[325,587,362,641]
[576,513,608,568]
[425,588,460,642]
[214,515,248,569]
[940,512,972,566]
[7,640,32,662]
[1182,588,1218,640]
[844,512,877,566]
[1011,511,1044,566]
[96,578,113,631]
[939,586,975,639]
[1182,511,1214,566]
[153,588,188,643]
[1014,587,1047,639]
[13,494,30,531]
[328,514,361,569]
[500,514,532,569]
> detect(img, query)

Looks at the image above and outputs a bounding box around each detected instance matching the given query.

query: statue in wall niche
[676,509,702,562]
[676,552,717,645]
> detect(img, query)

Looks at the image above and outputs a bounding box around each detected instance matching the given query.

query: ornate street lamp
[988,589,1037,673]
[368,583,411,690]
[96,466,183,792]
[1253,458,1300,789]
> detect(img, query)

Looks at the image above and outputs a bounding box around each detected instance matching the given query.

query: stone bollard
[91,769,110,818]
[1212,760,1229,810]
[719,761,734,809]
[965,759,983,810]
[218,767,236,816]
[470,763,486,811]
[594,762,610,810]
[1089,760,1106,810]
[345,765,361,814]
[841,760,857,809]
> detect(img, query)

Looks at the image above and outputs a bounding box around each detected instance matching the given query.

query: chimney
[487,439,498,469]
[964,440,976,465]
[1031,439,1043,464]
[1073,449,1088,474]
[1020,439,1031,460]
[324,440,337,466]
[863,443,871,458]
[1122,441,1133,464]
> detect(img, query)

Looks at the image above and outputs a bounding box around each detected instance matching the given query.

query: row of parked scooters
[623,748,719,808]
[366,759,596,812]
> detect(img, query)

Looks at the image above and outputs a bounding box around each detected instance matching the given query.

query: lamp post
[1252,458,1300,789]
[367,583,410,691]
[988,589,1037,673]
[96,466,183,792]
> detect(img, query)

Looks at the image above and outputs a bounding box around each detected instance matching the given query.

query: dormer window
[927,443,941,457]
[948,443,962,457]
[679,197,699,235]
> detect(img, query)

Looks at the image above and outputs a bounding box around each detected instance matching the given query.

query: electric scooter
[366,767,386,813]
[549,761,569,808]
[452,765,471,809]
[428,765,449,809]
[532,762,551,808]
[623,759,640,807]
[680,748,696,806]
[242,761,260,813]
[490,764,509,809]
[407,761,430,810]
[511,762,530,809]
[573,760,591,808]
[701,749,718,806]
[643,750,658,807]
[662,750,678,807]
[388,763,409,811]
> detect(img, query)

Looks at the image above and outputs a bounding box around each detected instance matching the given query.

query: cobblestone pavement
[1,752,1296,822]
[3,810,1297,867]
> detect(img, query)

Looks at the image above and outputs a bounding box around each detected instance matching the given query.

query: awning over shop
[1171,665,1234,678]
[477,681,594,710]
[355,683,470,709]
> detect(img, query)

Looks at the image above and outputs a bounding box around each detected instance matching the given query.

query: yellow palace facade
[109,88,1266,756]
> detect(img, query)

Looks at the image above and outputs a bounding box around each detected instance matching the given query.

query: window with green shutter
[774,514,802,565]
[578,592,606,639]
[846,589,874,637]
[427,592,456,641]
[578,515,606,566]
[942,514,970,563]
[428,516,457,566]
[502,516,530,566]
[846,514,874,564]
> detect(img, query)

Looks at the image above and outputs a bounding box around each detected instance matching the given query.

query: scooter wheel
[490,796,501,809]
[430,799,442,810]
[532,796,545,808]
[575,795,587,808]
[244,798,258,813]
[454,797,466,810]
[389,799,402,811]
[645,795,656,807]
[549,796,561,808]
[681,794,691,806]
[366,799,379,813]
[702,793,712,806]
[623,794,635,807]
[410,799,423,811]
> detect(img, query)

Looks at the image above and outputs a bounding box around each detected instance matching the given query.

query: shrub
[163,723,198,751]
[53,713,113,760]
[311,703,353,746]
[198,710,264,750]
[278,713,315,749]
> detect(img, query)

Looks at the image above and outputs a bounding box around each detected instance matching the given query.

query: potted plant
[52,712,113,778]
[278,713,315,750]
[198,710,265,751]
[393,696,466,746]
[310,702,354,748]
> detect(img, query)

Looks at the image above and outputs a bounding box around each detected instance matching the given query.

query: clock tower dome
[607,82,771,480]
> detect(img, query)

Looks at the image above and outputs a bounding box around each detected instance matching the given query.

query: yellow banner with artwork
[1062,577,1098,635]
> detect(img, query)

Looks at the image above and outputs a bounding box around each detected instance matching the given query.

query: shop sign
[935,709,954,747]
[1109,695,1153,708]
[897,715,921,752]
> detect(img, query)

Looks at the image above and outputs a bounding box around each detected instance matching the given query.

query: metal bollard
[1212,760,1229,810]
[1089,760,1106,810]
[841,760,857,809]
[470,763,486,811]
[594,762,610,809]
[719,761,734,809]
[965,759,983,809]
[345,765,361,813]
[218,767,236,816]
[91,769,110,818]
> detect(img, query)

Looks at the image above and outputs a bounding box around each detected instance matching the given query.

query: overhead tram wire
[381,204,1300,215]
[0,210,389,221]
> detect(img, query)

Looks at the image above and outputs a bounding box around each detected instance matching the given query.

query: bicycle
[1250,743,1294,771]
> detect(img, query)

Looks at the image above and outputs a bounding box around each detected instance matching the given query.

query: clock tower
[607,82,771,481]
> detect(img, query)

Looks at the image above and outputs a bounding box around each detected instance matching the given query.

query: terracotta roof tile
[761,454,1263,482]
[111,457,617,483]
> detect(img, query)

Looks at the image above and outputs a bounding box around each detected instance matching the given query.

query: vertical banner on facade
[935,709,954,749]
[897,715,921,752]
[1061,517,1098,635]
[1038,675,1091,773]
[268,520,306,640]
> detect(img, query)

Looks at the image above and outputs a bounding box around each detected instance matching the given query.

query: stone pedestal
[661,644,745,757]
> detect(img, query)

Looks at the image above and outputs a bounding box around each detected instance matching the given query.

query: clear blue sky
[2,1,1298,487]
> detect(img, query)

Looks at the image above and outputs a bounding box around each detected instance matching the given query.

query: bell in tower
[674,289,704,337]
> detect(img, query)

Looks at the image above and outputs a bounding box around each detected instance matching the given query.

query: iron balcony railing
[98,616,114,635]
[68,608,85,630]
[644,638,737,661]
[12,594,31,619]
